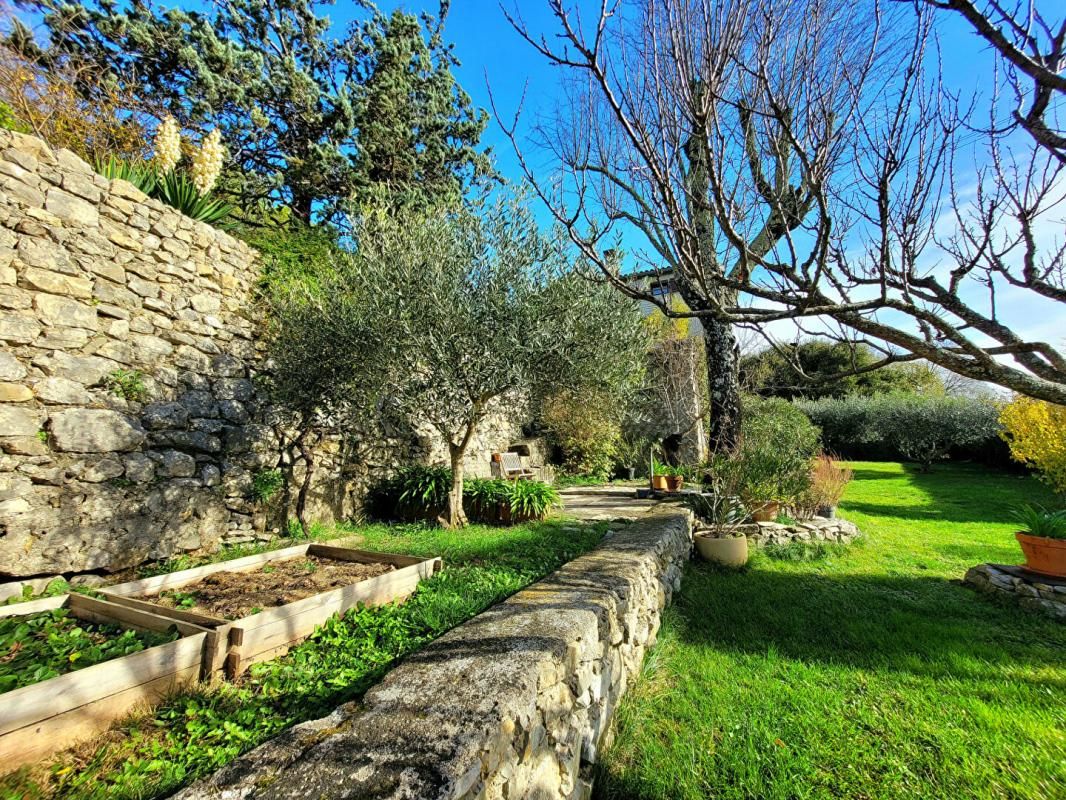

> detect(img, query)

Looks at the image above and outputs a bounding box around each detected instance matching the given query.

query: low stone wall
[964,563,1066,620]
[695,516,859,547]
[176,509,693,800]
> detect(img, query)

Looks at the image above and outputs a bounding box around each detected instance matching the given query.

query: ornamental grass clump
[795,454,853,519]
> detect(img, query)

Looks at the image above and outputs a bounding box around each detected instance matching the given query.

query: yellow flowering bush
[153,115,181,174]
[999,396,1066,493]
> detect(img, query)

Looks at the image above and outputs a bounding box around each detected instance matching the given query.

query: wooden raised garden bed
[100,543,442,679]
[0,593,208,772]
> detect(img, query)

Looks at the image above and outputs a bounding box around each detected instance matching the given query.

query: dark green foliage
[1011,505,1066,540]
[21,0,489,222]
[0,609,178,693]
[2,520,605,799]
[734,397,822,505]
[796,394,1004,469]
[741,341,943,400]
[395,465,452,517]
[462,477,511,520]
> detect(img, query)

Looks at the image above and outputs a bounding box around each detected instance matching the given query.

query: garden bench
[495,451,535,481]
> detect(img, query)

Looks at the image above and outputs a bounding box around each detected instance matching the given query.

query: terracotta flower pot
[651,475,669,491]
[695,534,749,567]
[1016,531,1066,578]
[665,475,684,492]
[749,502,780,523]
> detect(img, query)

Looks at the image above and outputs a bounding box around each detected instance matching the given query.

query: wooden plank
[0,594,68,618]
[227,572,423,678]
[0,632,207,737]
[308,544,430,569]
[97,592,226,627]
[0,663,200,772]
[69,594,211,637]
[233,562,427,633]
[102,544,312,597]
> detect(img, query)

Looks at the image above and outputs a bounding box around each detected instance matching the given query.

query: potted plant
[663,464,685,492]
[651,458,670,491]
[686,455,749,567]
[1012,505,1066,578]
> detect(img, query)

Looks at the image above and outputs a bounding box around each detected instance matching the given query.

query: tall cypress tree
[14,0,490,222]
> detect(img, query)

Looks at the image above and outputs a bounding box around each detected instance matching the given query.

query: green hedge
[795,394,1006,468]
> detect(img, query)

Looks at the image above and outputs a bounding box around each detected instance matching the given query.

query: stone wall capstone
[0,130,536,582]
[174,509,693,800]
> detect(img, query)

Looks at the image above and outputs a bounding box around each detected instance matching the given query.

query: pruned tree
[291,194,646,527]
[497,0,1066,454]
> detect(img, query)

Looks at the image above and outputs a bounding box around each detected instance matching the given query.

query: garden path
[558,486,666,521]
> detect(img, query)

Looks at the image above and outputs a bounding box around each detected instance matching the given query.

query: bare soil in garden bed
[149,556,397,620]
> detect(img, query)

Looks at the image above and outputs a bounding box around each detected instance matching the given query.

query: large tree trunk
[703,317,742,452]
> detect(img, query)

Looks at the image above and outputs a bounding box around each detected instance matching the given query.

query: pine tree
[15,0,490,222]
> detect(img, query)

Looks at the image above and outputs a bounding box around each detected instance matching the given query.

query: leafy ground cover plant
[0,609,178,693]
[0,519,606,799]
[507,480,560,521]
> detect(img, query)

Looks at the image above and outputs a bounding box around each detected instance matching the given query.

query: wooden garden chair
[495,451,535,481]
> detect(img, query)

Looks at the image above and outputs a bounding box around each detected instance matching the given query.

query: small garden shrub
[1000,396,1066,493]
[735,397,821,507]
[394,465,453,519]
[250,469,284,503]
[507,480,560,521]
[797,393,1004,468]
[463,478,511,521]
[104,368,149,403]
[794,454,853,518]
[540,388,622,480]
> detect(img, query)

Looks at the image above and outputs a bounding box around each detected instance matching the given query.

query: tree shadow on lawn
[672,561,1065,685]
[840,463,1058,527]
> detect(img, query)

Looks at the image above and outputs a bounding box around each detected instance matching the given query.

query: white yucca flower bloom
[153,116,182,174]
[191,128,225,195]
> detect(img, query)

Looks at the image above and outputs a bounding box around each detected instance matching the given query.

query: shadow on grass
[840,463,1058,526]
[669,560,1065,684]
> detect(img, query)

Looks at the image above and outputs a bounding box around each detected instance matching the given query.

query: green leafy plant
[394,465,453,519]
[1011,505,1066,540]
[36,429,48,444]
[94,155,158,195]
[507,480,560,521]
[463,478,510,521]
[735,397,821,506]
[153,169,235,226]
[0,609,178,693]
[104,369,149,403]
[251,469,284,503]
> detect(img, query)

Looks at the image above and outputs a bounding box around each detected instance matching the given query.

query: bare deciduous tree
[496,0,1066,450]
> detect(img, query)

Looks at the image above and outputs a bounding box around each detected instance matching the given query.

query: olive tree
[314,195,645,527]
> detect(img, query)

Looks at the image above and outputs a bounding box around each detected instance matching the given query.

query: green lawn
[1,518,605,800]
[596,461,1065,800]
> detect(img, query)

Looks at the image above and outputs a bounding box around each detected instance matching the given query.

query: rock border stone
[696,515,860,547]
[963,563,1066,620]
[174,509,693,800]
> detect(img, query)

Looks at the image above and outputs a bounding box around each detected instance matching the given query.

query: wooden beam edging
[172,509,694,800]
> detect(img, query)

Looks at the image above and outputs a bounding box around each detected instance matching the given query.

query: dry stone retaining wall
[0,130,531,582]
[175,509,693,800]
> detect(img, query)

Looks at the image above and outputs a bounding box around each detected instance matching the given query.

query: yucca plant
[507,480,560,521]
[1011,505,1066,540]
[153,169,235,226]
[94,155,158,195]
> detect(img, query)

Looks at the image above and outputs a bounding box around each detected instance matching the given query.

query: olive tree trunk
[440,416,480,528]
